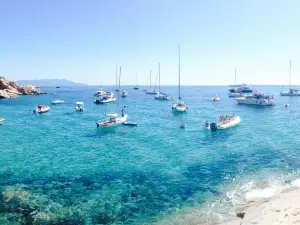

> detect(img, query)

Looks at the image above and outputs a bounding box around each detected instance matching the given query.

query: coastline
[220,180,300,225]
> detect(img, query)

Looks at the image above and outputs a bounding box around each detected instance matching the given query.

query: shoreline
[220,181,300,225]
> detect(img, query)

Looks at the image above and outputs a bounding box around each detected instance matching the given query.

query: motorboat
[280,61,300,96]
[94,90,106,97]
[205,115,241,131]
[179,123,186,128]
[229,85,252,97]
[172,99,188,112]
[0,118,5,125]
[155,92,170,100]
[121,91,128,97]
[134,87,139,90]
[154,63,170,100]
[236,91,275,106]
[34,105,50,113]
[75,102,84,111]
[172,45,187,113]
[94,92,117,104]
[96,114,128,128]
[51,99,64,104]
[212,95,220,101]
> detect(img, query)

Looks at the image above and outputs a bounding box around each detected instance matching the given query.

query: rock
[236,212,245,219]
[0,77,42,99]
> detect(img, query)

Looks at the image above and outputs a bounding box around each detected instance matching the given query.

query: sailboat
[280,60,300,96]
[228,68,252,97]
[96,67,128,128]
[146,70,158,95]
[134,73,139,90]
[172,45,188,112]
[115,66,120,92]
[154,63,170,100]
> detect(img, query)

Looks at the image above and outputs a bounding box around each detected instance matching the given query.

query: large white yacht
[236,91,275,106]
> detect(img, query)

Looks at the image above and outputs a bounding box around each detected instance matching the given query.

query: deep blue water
[1,85,300,224]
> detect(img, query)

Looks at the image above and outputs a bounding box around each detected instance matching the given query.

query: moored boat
[205,115,241,131]
[154,63,170,100]
[34,105,50,113]
[172,45,188,113]
[121,91,128,97]
[211,95,220,101]
[75,102,84,111]
[280,61,300,96]
[0,118,5,125]
[96,114,128,128]
[236,91,275,106]
[51,99,64,104]
[94,92,116,104]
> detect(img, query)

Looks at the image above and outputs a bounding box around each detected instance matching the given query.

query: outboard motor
[210,122,218,132]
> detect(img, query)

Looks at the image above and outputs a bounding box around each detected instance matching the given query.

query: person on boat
[205,121,209,128]
[121,106,126,117]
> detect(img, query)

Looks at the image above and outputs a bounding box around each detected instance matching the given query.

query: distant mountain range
[17,79,88,87]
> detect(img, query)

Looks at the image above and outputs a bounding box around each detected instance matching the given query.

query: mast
[158,63,161,93]
[235,68,236,85]
[136,72,138,87]
[118,67,121,110]
[115,66,118,90]
[289,60,291,90]
[150,70,152,89]
[178,44,181,99]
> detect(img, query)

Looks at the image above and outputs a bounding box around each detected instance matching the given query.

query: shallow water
[1,85,300,224]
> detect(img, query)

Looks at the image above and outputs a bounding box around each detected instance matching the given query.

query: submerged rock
[0,77,43,99]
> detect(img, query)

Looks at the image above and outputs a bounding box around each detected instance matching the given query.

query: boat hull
[280,92,300,96]
[96,97,117,104]
[236,97,275,106]
[217,116,241,129]
[97,115,128,128]
[172,104,187,112]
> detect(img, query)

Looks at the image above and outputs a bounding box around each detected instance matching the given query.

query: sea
[1,85,300,225]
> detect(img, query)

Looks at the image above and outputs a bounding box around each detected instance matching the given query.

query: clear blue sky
[0,0,300,85]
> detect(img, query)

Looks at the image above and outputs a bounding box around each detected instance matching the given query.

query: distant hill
[16,79,88,87]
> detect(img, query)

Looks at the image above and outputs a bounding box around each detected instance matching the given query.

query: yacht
[94,92,116,104]
[154,63,171,100]
[228,69,252,97]
[280,61,300,96]
[236,91,275,106]
[94,89,106,97]
[172,45,188,112]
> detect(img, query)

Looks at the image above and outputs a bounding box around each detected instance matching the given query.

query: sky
[0,0,300,85]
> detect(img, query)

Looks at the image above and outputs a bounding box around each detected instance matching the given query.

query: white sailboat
[155,63,170,100]
[172,45,188,112]
[146,70,158,95]
[96,67,128,128]
[280,60,300,96]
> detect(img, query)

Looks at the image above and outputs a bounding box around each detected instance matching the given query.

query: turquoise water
[1,85,300,224]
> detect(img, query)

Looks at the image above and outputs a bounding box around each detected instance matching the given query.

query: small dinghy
[284,103,289,107]
[34,105,50,113]
[75,102,84,111]
[51,99,64,104]
[123,122,137,126]
[205,115,240,131]
[0,118,5,125]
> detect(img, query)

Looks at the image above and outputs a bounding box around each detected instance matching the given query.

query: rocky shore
[0,77,45,98]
